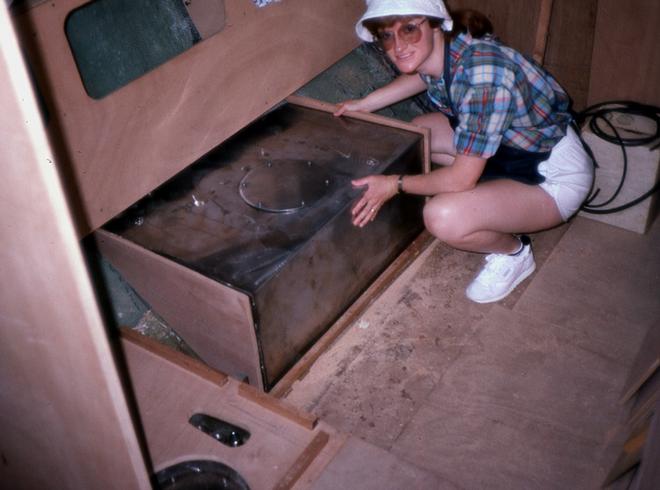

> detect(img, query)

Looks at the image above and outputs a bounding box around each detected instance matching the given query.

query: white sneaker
[465,240,536,303]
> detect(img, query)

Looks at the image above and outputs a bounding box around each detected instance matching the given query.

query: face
[375,17,439,74]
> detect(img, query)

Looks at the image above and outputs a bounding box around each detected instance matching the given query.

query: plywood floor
[283,216,660,489]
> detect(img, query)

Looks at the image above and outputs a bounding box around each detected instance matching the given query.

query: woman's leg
[424,179,563,303]
[423,178,563,253]
[412,113,456,165]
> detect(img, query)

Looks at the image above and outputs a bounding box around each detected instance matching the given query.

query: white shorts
[538,126,594,221]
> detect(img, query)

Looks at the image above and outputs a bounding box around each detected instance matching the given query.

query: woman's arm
[351,154,487,227]
[401,154,487,194]
[334,73,427,116]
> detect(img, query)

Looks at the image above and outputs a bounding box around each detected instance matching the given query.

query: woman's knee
[412,113,455,157]
[423,198,469,243]
[412,113,441,129]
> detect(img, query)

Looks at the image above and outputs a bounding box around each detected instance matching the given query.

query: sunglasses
[375,18,428,50]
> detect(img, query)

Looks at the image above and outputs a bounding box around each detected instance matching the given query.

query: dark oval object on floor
[155,460,251,490]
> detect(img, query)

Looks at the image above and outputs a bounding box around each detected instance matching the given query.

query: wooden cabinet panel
[15,0,363,236]
[544,0,598,111]
[588,0,660,107]
[0,8,150,488]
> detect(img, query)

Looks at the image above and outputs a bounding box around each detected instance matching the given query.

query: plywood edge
[286,95,431,173]
[621,361,660,405]
[634,396,660,490]
[629,372,660,432]
[620,326,660,404]
[274,431,331,490]
[237,381,318,431]
[532,0,554,64]
[602,419,650,486]
[270,230,435,398]
[120,327,229,389]
[289,428,350,490]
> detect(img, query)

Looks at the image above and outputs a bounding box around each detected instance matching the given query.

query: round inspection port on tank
[238,159,333,213]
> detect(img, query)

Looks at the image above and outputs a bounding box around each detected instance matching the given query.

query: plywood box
[122,327,444,489]
[120,329,343,489]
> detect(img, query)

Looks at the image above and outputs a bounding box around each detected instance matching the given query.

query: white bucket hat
[355,0,454,42]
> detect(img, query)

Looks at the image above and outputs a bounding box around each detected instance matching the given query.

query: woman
[335,0,593,303]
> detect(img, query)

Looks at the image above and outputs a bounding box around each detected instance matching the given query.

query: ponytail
[449,9,493,39]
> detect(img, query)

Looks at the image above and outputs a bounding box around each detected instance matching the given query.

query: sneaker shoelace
[477,253,517,284]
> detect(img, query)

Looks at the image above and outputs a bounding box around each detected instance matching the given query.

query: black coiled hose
[575,101,660,215]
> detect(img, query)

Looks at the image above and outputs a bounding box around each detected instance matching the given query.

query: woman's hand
[351,175,398,227]
[334,99,369,117]
[335,75,427,118]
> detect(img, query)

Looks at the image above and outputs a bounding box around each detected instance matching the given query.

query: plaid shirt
[421,33,571,158]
